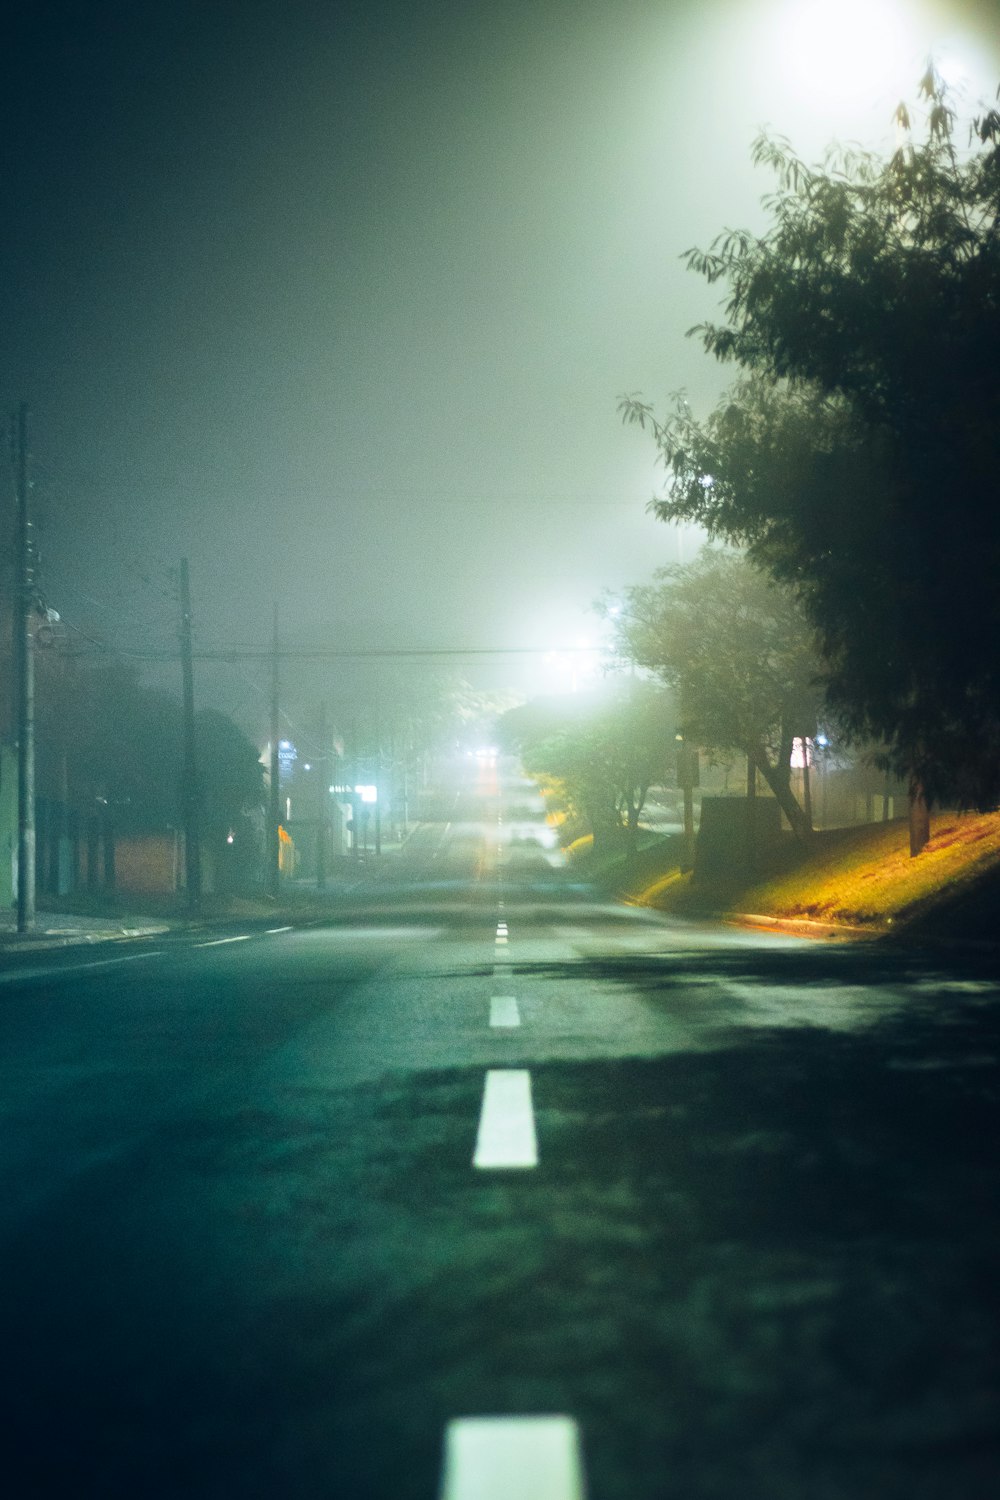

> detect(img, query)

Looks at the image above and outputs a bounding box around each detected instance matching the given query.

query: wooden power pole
[316,700,328,889]
[179,559,202,912]
[14,403,35,932]
[268,606,281,898]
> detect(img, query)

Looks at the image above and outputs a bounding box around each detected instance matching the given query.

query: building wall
[110,832,183,895]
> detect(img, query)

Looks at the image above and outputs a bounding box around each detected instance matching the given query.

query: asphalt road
[2,760,998,1499]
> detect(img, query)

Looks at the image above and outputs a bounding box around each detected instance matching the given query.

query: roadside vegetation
[512,70,1000,921]
[620,70,1000,848]
[498,683,676,856]
[568,810,1000,940]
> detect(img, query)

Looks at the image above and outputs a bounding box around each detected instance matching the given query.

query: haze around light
[2,0,997,731]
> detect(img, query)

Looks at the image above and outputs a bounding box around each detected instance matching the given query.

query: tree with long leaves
[621,71,1000,846]
[606,548,824,841]
[499,683,675,854]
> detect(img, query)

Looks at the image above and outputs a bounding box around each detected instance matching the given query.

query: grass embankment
[577,812,1000,939]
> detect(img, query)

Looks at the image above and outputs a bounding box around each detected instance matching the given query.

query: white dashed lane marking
[440,1416,585,1500]
[473,1070,538,1168]
[195,935,252,948]
[489,996,521,1028]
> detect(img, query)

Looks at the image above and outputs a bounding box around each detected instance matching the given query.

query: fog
[2,0,997,735]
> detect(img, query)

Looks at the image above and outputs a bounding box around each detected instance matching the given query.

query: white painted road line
[473,1070,537,1168]
[489,996,521,1028]
[265,925,293,934]
[440,1416,585,1500]
[0,950,164,985]
[195,935,252,948]
[495,935,508,945]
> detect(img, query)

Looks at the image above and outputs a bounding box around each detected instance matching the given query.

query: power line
[49,637,607,664]
[44,596,613,669]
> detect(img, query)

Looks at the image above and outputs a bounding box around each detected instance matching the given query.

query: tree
[35,654,263,839]
[194,708,266,838]
[499,683,675,854]
[621,70,1000,824]
[608,548,824,841]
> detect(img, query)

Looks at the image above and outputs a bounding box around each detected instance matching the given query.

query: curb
[725,912,881,941]
[0,924,170,954]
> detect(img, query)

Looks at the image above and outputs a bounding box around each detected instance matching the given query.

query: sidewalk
[0,859,381,954]
[0,909,172,953]
[0,825,454,954]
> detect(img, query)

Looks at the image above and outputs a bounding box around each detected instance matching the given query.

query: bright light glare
[934,44,980,92]
[775,0,916,110]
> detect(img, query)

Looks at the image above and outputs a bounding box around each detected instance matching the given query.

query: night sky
[3,0,998,733]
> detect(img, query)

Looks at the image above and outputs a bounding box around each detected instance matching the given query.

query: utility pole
[316,700,328,889]
[179,559,202,912]
[374,702,382,856]
[268,606,281,898]
[14,403,35,933]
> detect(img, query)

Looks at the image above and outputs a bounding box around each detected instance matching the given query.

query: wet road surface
[1,763,998,1497]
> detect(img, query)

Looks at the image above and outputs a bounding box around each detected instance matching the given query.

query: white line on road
[195,935,252,947]
[473,1070,537,1168]
[440,1416,585,1500]
[495,935,508,945]
[0,950,164,985]
[489,996,520,1028]
[265,926,293,934]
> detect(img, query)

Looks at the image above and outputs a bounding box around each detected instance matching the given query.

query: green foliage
[608,549,823,838]
[621,70,1000,808]
[499,683,674,850]
[35,655,263,832]
[194,709,266,835]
